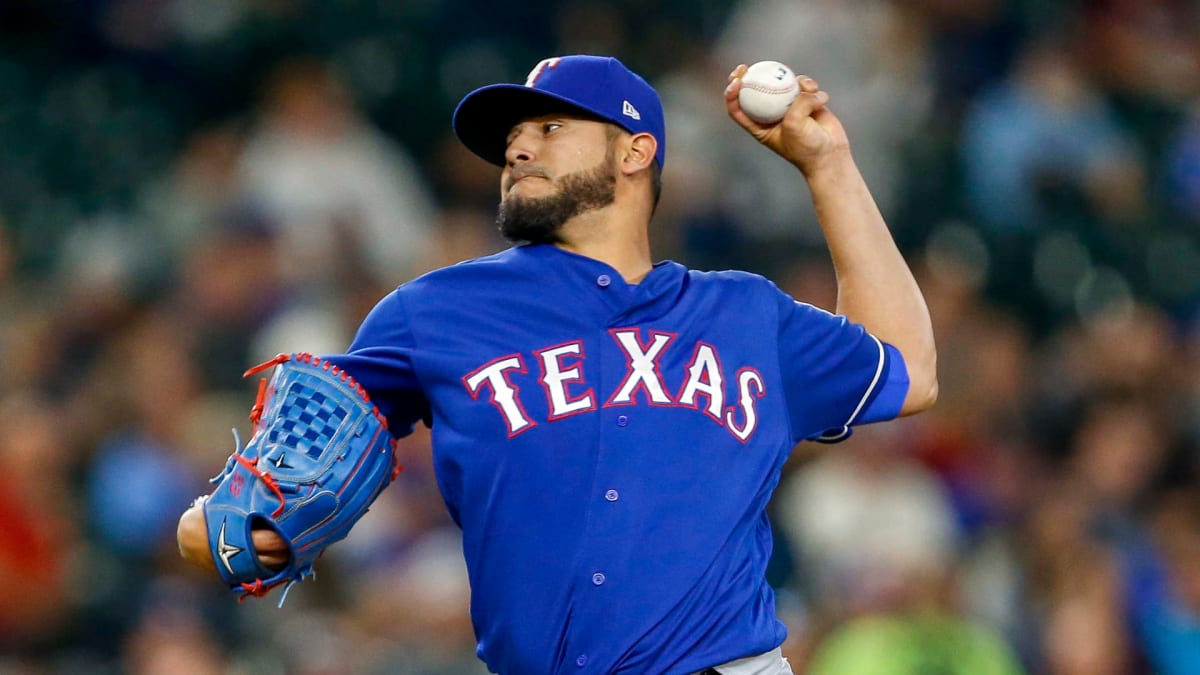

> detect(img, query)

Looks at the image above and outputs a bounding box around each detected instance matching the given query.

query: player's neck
[555,208,653,284]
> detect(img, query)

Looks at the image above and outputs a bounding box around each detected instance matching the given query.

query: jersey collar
[517,244,687,324]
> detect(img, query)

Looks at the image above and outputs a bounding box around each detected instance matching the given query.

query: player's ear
[620,133,657,177]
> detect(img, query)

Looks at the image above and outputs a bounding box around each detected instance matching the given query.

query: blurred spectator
[349,527,487,675]
[0,394,79,650]
[1068,396,1171,519]
[778,424,1023,674]
[121,582,229,675]
[1037,303,1181,436]
[85,313,205,559]
[1129,490,1200,674]
[914,0,1025,113]
[654,53,748,270]
[332,427,485,675]
[0,301,64,399]
[1081,0,1200,108]
[139,123,248,258]
[1161,104,1200,311]
[774,424,962,621]
[1021,483,1133,675]
[167,200,378,390]
[236,57,438,291]
[1164,104,1200,220]
[430,207,509,269]
[960,33,1147,237]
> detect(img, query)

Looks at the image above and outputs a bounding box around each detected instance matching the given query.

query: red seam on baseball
[741,82,799,95]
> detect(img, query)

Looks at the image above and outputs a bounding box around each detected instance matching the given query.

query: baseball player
[178,55,937,674]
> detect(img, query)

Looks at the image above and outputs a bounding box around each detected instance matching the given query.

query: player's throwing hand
[724,63,850,176]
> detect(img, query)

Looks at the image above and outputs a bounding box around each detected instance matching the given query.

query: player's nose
[505,130,538,166]
[505,144,534,166]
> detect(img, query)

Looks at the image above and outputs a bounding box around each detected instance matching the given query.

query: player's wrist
[794,146,855,183]
[177,499,218,573]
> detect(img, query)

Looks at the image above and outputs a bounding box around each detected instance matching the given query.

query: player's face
[496,115,618,244]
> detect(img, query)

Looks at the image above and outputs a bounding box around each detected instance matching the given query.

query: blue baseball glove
[200,353,401,601]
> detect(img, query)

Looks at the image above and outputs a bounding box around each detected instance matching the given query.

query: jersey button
[596,274,611,287]
[576,654,588,667]
[592,572,606,586]
[616,415,629,427]
[605,489,619,502]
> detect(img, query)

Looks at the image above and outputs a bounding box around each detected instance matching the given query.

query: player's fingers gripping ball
[201,353,402,602]
[737,60,800,125]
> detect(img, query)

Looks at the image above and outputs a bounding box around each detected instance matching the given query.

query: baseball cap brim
[452,84,612,168]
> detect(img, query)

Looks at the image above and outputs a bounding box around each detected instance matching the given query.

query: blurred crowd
[1,0,1199,673]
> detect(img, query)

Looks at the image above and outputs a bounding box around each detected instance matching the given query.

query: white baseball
[737,61,800,125]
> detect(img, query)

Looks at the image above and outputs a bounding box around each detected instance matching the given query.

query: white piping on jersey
[816,334,886,442]
[845,334,886,426]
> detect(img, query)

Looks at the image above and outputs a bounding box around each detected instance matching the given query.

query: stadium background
[1,0,1199,673]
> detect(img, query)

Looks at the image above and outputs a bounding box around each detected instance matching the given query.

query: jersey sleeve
[775,287,910,443]
[323,287,431,438]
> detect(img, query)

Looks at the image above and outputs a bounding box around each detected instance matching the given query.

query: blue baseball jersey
[326,243,908,674]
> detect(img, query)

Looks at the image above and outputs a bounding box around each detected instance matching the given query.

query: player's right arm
[799,143,936,417]
[724,65,937,416]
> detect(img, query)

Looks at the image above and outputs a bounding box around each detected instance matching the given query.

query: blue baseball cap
[453,55,666,169]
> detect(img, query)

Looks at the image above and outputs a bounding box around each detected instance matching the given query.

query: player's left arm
[177,287,429,593]
[725,65,937,416]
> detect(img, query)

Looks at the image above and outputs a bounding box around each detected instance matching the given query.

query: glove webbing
[225,352,403,601]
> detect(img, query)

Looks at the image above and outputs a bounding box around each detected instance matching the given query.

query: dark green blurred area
[0,0,730,272]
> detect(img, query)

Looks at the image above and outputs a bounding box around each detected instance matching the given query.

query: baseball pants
[695,647,793,675]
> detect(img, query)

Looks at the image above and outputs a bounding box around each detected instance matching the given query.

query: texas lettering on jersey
[461,328,766,442]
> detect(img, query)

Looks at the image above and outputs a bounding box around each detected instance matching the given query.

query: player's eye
[542,122,562,135]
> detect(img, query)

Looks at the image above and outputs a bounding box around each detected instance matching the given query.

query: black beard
[496,159,617,244]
